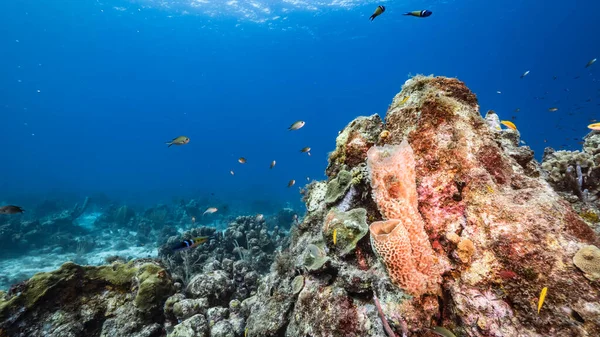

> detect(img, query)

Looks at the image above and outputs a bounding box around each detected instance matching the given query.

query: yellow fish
[500,120,517,130]
[538,287,548,314]
[588,122,600,131]
[333,228,337,245]
[399,96,409,104]
[486,185,494,193]
[244,328,248,337]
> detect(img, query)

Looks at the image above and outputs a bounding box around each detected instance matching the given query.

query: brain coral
[573,245,600,281]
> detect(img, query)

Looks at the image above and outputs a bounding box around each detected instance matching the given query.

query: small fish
[548,107,559,112]
[588,122,600,130]
[486,185,494,193]
[306,177,310,181]
[431,326,457,337]
[300,147,311,156]
[166,136,190,147]
[500,120,517,130]
[255,214,264,222]
[403,10,432,17]
[270,160,276,169]
[287,179,295,188]
[369,5,385,21]
[520,70,530,78]
[245,328,248,337]
[288,120,305,131]
[173,236,210,251]
[585,58,596,68]
[538,287,548,314]
[496,91,502,94]
[514,108,520,112]
[399,96,409,104]
[562,307,585,323]
[238,157,247,164]
[230,170,235,175]
[333,228,337,245]
[191,216,196,224]
[203,207,218,216]
[0,205,25,214]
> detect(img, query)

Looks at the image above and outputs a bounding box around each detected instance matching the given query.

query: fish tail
[369,15,375,21]
[166,142,173,147]
[403,12,411,16]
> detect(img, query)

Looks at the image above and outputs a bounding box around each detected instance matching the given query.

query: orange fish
[588,122,600,131]
[500,120,517,130]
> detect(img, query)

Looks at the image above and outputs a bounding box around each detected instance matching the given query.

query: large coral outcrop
[246,75,600,337]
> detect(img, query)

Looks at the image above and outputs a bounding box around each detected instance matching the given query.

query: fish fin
[369,15,375,21]
[403,12,411,16]
[167,142,173,147]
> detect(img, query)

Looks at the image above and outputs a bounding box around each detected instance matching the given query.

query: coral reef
[246,75,600,336]
[541,132,600,232]
[2,75,600,337]
[0,260,173,337]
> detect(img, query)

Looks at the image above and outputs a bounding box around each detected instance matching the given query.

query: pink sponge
[367,140,441,296]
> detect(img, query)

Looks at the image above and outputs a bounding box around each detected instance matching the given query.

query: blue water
[1,0,599,208]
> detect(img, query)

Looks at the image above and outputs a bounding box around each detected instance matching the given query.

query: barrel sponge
[370,219,429,296]
[366,140,418,219]
[573,245,600,281]
[367,140,441,296]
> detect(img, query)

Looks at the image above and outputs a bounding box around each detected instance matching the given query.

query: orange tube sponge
[367,140,440,296]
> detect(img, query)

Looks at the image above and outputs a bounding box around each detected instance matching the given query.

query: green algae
[324,170,352,204]
[134,263,172,311]
[0,261,172,323]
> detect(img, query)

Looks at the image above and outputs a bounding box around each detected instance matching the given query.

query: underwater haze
[1,0,599,205]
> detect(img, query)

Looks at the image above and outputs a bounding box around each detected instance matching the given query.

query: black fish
[0,205,25,214]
